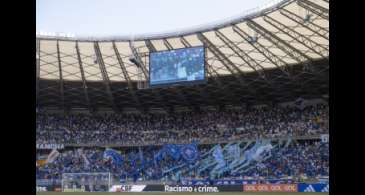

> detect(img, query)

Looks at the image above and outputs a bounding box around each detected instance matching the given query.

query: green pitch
[36,192,329,195]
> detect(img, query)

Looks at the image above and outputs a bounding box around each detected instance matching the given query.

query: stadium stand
[36,104,328,182]
[36,140,328,182]
[36,104,328,146]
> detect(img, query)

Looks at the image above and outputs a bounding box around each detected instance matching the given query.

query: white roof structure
[36,0,329,112]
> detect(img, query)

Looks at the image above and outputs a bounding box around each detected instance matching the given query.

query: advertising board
[36,186,47,192]
[109,185,147,192]
[165,185,219,192]
[164,185,242,192]
[298,184,329,192]
[243,184,298,192]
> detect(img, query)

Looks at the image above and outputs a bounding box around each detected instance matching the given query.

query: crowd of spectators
[36,140,329,182]
[232,141,329,179]
[36,104,328,146]
[36,103,329,183]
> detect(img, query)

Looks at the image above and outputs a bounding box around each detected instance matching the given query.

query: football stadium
[36,0,329,194]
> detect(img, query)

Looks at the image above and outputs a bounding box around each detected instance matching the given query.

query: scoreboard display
[149,46,205,86]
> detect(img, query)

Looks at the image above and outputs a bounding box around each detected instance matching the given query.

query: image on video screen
[149,46,205,86]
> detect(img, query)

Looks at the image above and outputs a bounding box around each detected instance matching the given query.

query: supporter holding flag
[103,148,123,167]
[46,149,60,164]
[138,147,145,168]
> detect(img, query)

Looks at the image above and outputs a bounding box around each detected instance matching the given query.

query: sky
[36,0,273,37]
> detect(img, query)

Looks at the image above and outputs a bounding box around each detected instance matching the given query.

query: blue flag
[165,144,181,160]
[129,152,139,169]
[138,147,145,169]
[213,144,225,168]
[154,147,165,164]
[103,148,123,166]
[228,144,240,161]
[181,142,199,162]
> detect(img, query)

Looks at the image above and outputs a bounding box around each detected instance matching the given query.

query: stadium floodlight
[129,40,143,68]
[61,172,112,192]
[248,36,258,43]
[129,57,141,68]
[304,14,312,22]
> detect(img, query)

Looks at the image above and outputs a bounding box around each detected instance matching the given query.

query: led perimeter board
[149,46,205,87]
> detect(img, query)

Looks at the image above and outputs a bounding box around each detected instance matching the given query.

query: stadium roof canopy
[36,0,329,113]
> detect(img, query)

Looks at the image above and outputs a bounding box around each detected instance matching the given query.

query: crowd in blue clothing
[36,104,329,183]
[36,104,328,145]
[36,140,328,182]
[233,141,329,179]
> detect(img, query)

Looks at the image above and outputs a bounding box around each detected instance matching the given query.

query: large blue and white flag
[243,141,261,162]
[181,142,199,163]
[165,144,181,160]
[243,141,273,162]
[103,148,123,166]
[228,143,240,161]
[212,144,226,168]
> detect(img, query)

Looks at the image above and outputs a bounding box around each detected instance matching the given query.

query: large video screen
[149,46,205,86]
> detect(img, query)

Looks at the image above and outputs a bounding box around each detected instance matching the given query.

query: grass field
[36,192,329,195]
